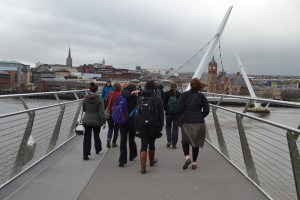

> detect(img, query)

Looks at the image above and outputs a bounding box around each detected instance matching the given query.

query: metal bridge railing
[0,90,86,188]
[205,92,300,200]
[1,90,299,199]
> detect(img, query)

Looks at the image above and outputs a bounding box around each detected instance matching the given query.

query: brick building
[0,60,30,89]
[207,57,249,95]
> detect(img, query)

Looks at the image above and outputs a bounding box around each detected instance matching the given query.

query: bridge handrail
[0,99,82,119]
[0,90,87,99]
[204,92,300,107]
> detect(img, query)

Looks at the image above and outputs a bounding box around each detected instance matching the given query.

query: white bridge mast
[235,52,261,108]
[186,6,233,91]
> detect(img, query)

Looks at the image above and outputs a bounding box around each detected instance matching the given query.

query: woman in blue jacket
[101,80,114,103]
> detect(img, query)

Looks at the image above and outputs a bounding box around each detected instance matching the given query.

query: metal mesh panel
[0,95,82,186]
[207,105,299,200]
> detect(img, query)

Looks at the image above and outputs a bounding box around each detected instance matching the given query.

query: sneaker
[191,164,197,170]
[107,140,111,148]
[167,141,171,148]
[112,143,118,148]
[182,158,191,170]
[172,144,177,149]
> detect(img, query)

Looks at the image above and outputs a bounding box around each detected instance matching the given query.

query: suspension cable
[154,35,218,86]
[218,38,225,72]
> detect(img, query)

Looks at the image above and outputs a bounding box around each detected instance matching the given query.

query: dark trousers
[107,116,119,144]
[119,124,137,164]
[182,143,199,162]
[165,115,179,145]
[83,126,102,157]
[140,126,158,151]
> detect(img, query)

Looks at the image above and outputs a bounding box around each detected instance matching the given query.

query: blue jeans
[165,115,179,145]
[107,116,119,144]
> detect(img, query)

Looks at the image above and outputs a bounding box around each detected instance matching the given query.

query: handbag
[178,93,198,127]
[104,92,113,120]
[76,109,85,135]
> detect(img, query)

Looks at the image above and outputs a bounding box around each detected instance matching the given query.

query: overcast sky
[0,0,300,75]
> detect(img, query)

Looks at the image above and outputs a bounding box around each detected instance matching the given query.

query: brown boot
[140,151,147,174]
[148,149,158,167]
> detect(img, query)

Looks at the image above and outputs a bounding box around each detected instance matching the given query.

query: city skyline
[0,0,300,76]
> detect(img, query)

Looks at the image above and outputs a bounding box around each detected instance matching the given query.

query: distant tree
[281,90,300,102]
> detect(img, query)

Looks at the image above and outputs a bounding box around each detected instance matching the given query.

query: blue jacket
[101,85,114,101]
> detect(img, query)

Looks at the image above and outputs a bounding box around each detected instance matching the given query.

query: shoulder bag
[104,92,113,120]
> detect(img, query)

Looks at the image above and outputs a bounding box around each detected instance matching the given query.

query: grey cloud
[0,0,299,75]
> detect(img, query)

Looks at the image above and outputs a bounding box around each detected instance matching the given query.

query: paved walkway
[78,135,268,200]
[2,131,269,200]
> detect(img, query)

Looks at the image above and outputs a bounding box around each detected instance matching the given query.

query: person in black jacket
[177,78,209,170]
[163,82,181,148]
[118,84,138,167]
[136,80,164,174]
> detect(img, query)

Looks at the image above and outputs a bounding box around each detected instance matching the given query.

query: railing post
[47,94,65,153]
[10,111,35,177]
[286,128,300,200]
[68,92,83,138]
[212,106,229,158]
[236,113,260,185]
[243,100,253,113]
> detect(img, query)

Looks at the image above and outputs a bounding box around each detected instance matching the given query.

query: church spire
[212,56,216,64]
[66,47,72,67]
[102,58,105,67]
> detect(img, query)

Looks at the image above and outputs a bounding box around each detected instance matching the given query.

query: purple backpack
[112,95,128,124]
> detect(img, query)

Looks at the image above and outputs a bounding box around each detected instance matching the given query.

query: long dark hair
[90,82,98,92]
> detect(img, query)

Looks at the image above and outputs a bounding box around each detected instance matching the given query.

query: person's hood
[84,93,101,103]
[104,84,113,87]
[140,89,155,97]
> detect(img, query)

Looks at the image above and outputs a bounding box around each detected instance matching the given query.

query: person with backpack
[155,84,164,100]
[136,80,164,174]
[114,84,138,167]
[101,80,114,103]
[82,82,106,160]
[177,78,209,170]
[163,82,181,149]
[105,82,121,148]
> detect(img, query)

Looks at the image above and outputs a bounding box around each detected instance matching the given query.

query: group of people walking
[81,78,210,173]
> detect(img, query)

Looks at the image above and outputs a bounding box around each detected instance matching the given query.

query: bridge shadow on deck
[2,130,269,200]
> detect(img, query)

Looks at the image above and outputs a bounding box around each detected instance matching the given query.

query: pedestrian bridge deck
[1,130,269,200]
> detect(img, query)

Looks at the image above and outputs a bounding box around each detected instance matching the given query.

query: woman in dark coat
[118,84,138,167]
[82,82,106,160]
[177,78,209,169]
[136,80,164,174]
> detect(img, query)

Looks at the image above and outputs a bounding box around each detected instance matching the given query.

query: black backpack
[136,95,157,126]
